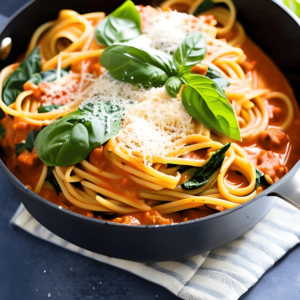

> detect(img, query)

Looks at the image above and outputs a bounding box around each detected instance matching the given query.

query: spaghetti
[0,0,299,225]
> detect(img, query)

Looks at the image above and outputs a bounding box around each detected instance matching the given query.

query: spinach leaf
[15,130,36,156]
[2,47,41,106]
[193,0,215,15]
[29,69,69,85]
[182,73,240,140]
[206,67,230,88]
[100,45,174,88]
[165,76,182,97]
[45,166,62,196]
[35,102,124,166]
[173,32,206,75]
[182,143,231,190]
[38,105,63,113]
[95,0,141,47]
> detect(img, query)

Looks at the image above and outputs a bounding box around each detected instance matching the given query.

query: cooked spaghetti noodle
[0,0,299,225]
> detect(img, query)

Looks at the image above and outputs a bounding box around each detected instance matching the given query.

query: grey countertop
[1,1,300,299]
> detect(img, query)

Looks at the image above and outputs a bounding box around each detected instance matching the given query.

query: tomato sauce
[238,38,300,182]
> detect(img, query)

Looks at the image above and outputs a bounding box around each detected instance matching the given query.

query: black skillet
[0,0,300,262]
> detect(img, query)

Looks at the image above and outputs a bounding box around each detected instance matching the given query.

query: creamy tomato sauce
[239,38,300,182]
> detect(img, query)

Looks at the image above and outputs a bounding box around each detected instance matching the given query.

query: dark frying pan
[0,0,300,262]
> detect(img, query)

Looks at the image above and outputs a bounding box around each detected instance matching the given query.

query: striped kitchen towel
[10,196,300,300]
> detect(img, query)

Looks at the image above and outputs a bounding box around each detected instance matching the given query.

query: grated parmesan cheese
[81,72,197,162]
[134,9,218,54]
[115,96,195,161]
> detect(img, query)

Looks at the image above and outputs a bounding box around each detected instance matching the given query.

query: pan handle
[266,160,300,210]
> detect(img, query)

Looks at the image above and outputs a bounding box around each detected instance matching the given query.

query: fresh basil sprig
[100,31,240,140]
[95,0,142,47]
[35,102,124,166]
[100,45,174,88]
[182,143,231,190]
[100,32,204,88]
[173,31,206,75]
[2,47,41,106]
[165,76,183,97]
[15,130,36,156]
[182,73,240,140]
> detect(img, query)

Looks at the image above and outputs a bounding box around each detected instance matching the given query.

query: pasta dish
[0,0,299,225]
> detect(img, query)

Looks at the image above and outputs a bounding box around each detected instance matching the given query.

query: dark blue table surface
[1,1,300,299]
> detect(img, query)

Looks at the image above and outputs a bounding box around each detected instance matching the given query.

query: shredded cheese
[135,9,218,54]
[81,72,198,161]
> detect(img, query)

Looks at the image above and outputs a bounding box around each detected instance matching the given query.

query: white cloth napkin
[10,196,300,300]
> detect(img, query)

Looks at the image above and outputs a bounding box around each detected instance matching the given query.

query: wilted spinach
[182,143,231,190]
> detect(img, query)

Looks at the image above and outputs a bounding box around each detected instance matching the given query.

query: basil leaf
[182,143,231,190]
[38,105,63,113]
[193,0,215,15]
[182,73,240,140]
[165,76,183,97]
[45,166,62,196]
[100,45,173,88]
[29,69,69,85]
[173,32,206,75]
[95,0,141,46]
[35,102,124,166]
[206,67,230,88]
[2,47,41,106]
[15,130,36,156]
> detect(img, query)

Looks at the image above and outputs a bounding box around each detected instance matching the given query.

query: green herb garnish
[95,0,142,47]
[2,47,41,106]
[101,31,240,140]
[35,102,124,166]
[181,143,231,190]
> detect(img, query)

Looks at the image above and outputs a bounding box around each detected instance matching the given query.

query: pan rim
[0,0,299,230]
